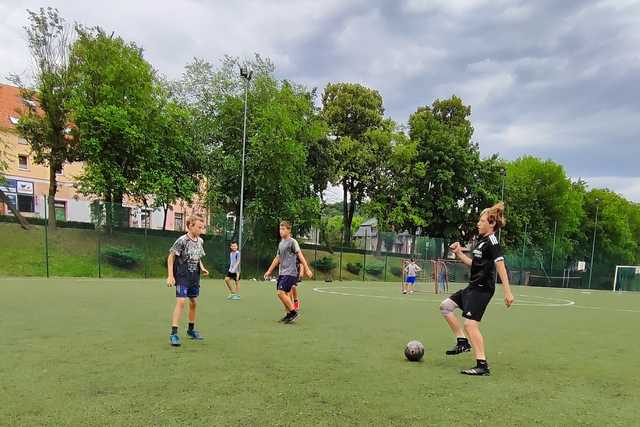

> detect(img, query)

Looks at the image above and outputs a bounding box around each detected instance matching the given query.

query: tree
[173,55,322,246]
[321,82,386,245]
[133,89,205,230]
[10,8,80,229]
[68,26,159,227]
[408,96,489,240]
[503,156,585,266]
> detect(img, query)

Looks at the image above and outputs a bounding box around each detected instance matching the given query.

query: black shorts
[226,272,238,281]
[448,286,494,322]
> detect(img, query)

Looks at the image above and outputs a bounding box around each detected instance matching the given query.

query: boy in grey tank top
[264,221,313,323]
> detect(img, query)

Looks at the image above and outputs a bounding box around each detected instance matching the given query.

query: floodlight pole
[588,199,600,289]
[497,168,506,243]
[550,220,557,274]
[238,65,252,258]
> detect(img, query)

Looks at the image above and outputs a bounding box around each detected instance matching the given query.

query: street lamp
[588,198,601,289]
[238,65,252,256]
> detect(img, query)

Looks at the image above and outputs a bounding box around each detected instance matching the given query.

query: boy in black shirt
[440,202,514,375]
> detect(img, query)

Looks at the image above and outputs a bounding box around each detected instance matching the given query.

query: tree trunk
[342,183,353,246]
[0,189,30,229]
[47,164,58,229]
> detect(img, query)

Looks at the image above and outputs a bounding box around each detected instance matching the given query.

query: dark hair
[410,258,415,262]
[230,241,238,245]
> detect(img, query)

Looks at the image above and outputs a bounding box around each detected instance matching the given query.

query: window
[17,194,34,213]
[175,213,184,231]
[9,116,19,125]
[55,201,66,221]
[18,155,28,170]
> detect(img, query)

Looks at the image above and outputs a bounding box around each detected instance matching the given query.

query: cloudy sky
[2,0,640,202]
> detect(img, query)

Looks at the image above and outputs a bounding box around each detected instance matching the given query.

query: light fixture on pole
[238,65,252,258]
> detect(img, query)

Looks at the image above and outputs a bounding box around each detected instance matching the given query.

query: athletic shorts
[277,275,298,293]
[175,272,200,298]
[448,286,494,322]
[226,271,239,281]
[406,276,416,284]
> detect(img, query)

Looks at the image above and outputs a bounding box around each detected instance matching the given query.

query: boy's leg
[172,298,186,330]
[463,319,485,360]
[224,276,236,294]
[186,297,204,340]
[440,295,472,355]
[278,290,294,311]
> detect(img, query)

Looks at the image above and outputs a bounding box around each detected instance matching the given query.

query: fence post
[384,254,388,282]
[144,223,148,279]
[339,233,343,281]
[363,228,367,281]
[43,195,49,278]
[520,223,528,285]
[97,233,102,278]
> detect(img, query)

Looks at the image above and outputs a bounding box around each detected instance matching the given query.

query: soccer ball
[404,340,425,362]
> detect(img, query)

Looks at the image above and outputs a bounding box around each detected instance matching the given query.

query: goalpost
[612,265,640,292]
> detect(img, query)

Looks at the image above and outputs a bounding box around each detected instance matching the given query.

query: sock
[477,359,488,368]
[188,322,195,331]
[457,337,468,344]
[171,326,178,335]
[294,299,299,303]
[289,310,297,315]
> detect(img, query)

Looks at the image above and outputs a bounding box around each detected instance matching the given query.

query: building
[0,83,206,230]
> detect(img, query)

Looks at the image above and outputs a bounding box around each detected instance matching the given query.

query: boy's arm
[496,260,514,307]
[199,260,209,276]
[167,253,176,286]
[264,256,279,279]
[297,251,313,278]
[450,242,472,267]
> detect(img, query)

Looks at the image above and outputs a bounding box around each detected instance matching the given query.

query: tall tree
[10,8,80,228]
[408,96,487,240]
[68,26,158,227]
[321,82,386,245]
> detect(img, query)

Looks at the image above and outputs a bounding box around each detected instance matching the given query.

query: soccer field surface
[2,278,639,426]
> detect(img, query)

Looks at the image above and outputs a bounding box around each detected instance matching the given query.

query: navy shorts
[226,271,239,281]
[406,276,416,284]
[175,272,200,298]
[277,275,298,293]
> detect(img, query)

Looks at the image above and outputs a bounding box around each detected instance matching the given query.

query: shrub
[102,246,142,269]
[346,262,362,275]
[312,256,336,272]
[390,266,403,277]
[365,260,385,276]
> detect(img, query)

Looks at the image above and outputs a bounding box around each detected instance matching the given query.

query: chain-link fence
[0,197,627,291]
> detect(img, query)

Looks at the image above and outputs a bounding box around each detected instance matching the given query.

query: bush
[365,260,385,276]
[390,266,403,277]
[312,256,336,272]
[346,262,362,275]
[102,246,142,269]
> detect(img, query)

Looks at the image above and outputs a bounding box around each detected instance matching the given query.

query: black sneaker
[279,313,291,323]
[284,310,300,324]
[461,365,491,376]
[445,341,472,355]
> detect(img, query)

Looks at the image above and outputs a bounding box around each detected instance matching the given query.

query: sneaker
[187,329,204,340]
[231,294,241,300]
[169,334,181,347]
[445,341,472,355]
[226,294,235,300]
[284,311,300,324]
[279,313,290,323]
[293,300,300,310]
[461,365,491,376]
[402,291,407,294]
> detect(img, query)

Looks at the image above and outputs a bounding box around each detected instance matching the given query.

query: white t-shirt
[405,263,420,277]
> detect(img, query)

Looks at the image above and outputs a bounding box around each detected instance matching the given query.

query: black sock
[171,326,178,335]
[188,322,195,331]
[289,310,297,315]
[294,299,299,303]
[457,337,468,344]
[477,359,488,368]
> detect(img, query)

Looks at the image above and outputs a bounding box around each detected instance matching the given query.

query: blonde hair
[186,214,205,228]
[481,202,506,230]
[279,221,292,230]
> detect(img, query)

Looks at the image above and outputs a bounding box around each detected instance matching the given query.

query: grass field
[1,278,639,426]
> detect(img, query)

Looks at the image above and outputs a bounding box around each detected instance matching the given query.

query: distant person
[224,241,241,300]
[404,259,421,294]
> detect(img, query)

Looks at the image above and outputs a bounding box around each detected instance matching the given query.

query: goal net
[613,266,640,292]
[528,274,583,288]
